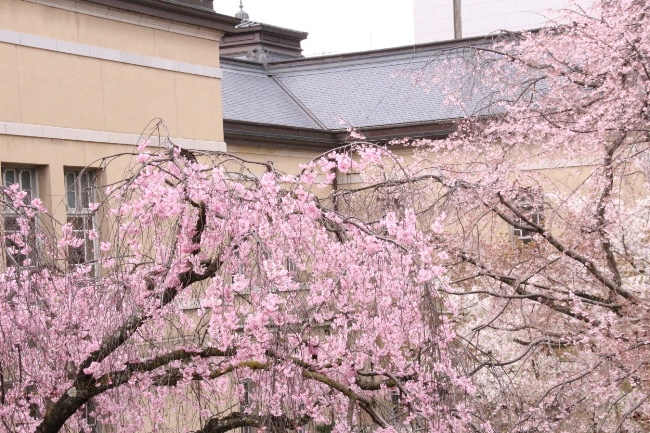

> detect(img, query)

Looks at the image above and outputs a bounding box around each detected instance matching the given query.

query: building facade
[0,0,238,240]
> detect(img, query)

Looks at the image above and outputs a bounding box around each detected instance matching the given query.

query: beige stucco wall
[0,0,221,68]
[0,135,138,226]
[0,0,224,140]
[0,42,223,140]
[0,0,227,225]
[228,144,328,175]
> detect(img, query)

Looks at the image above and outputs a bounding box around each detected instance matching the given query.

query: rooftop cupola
[235,0,249,20]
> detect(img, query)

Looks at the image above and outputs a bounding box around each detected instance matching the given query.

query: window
[65,170,97,266]
[512,208,543,244]
[240,379,252,409]
[284,256,301,283]
[83,398,102,433]
[510,188,543,245]
[389,389,401,420]
[2,167,37,267]
[240,379,254,433]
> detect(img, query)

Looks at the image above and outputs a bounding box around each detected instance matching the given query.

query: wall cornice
[0,29,222,78]
[0,121,226,152]
[25,0,239,41]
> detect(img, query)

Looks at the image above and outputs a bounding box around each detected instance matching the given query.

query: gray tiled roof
[221,44,495,130]
[274,57,465,129]
[221,62,321,129]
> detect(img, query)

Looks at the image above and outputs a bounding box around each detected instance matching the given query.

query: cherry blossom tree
[2,1,649,432]
[0,132,474,433]
[368,0,650,431]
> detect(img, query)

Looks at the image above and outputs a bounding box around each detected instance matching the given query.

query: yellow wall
[0,0,220,67]
[0,0,227,228]
[0,0,223,140]
[0,43,223,141]
[0,134,138,225]
[228,144,328,175]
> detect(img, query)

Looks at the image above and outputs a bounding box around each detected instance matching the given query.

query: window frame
[240,378,254,433]
[83,398,102,433]
[510,188,544,245]
[2,166,38,267]
[64,169,99,267]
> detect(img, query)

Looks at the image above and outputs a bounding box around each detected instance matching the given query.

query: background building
[414,0,592,43]
[219,28,483,174]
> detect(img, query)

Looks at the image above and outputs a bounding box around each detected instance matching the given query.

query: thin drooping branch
[495,193,638,302]
[35,189,216,433]
[455,250,591,322]
[468,337,568,376]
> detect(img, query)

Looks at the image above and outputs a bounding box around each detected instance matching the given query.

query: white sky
[213,1,415,57]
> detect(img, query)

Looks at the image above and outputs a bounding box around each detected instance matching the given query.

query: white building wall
[414,0,592,43]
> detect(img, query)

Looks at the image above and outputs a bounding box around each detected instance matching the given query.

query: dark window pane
[4,216,19,232]
[66,172,76,209]
[4,169,15,186]
[81,175,90,209]
[4,215,35,267]
[66,216,94,266]
[20,170,31,201]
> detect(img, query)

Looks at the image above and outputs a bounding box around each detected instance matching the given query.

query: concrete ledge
[0,121,227,152]
[0,29,223,79]
[25,0,228,41]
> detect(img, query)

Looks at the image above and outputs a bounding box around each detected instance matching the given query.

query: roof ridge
[270,76,328,130]
[273,57,430,78]
[268,35,493,67]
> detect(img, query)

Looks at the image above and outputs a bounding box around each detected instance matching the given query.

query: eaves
[223,120,339,151]
[223,119,457,151]
[85,0,240,33]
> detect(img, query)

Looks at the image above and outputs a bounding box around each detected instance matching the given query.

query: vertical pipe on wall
[453,0,462,39]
